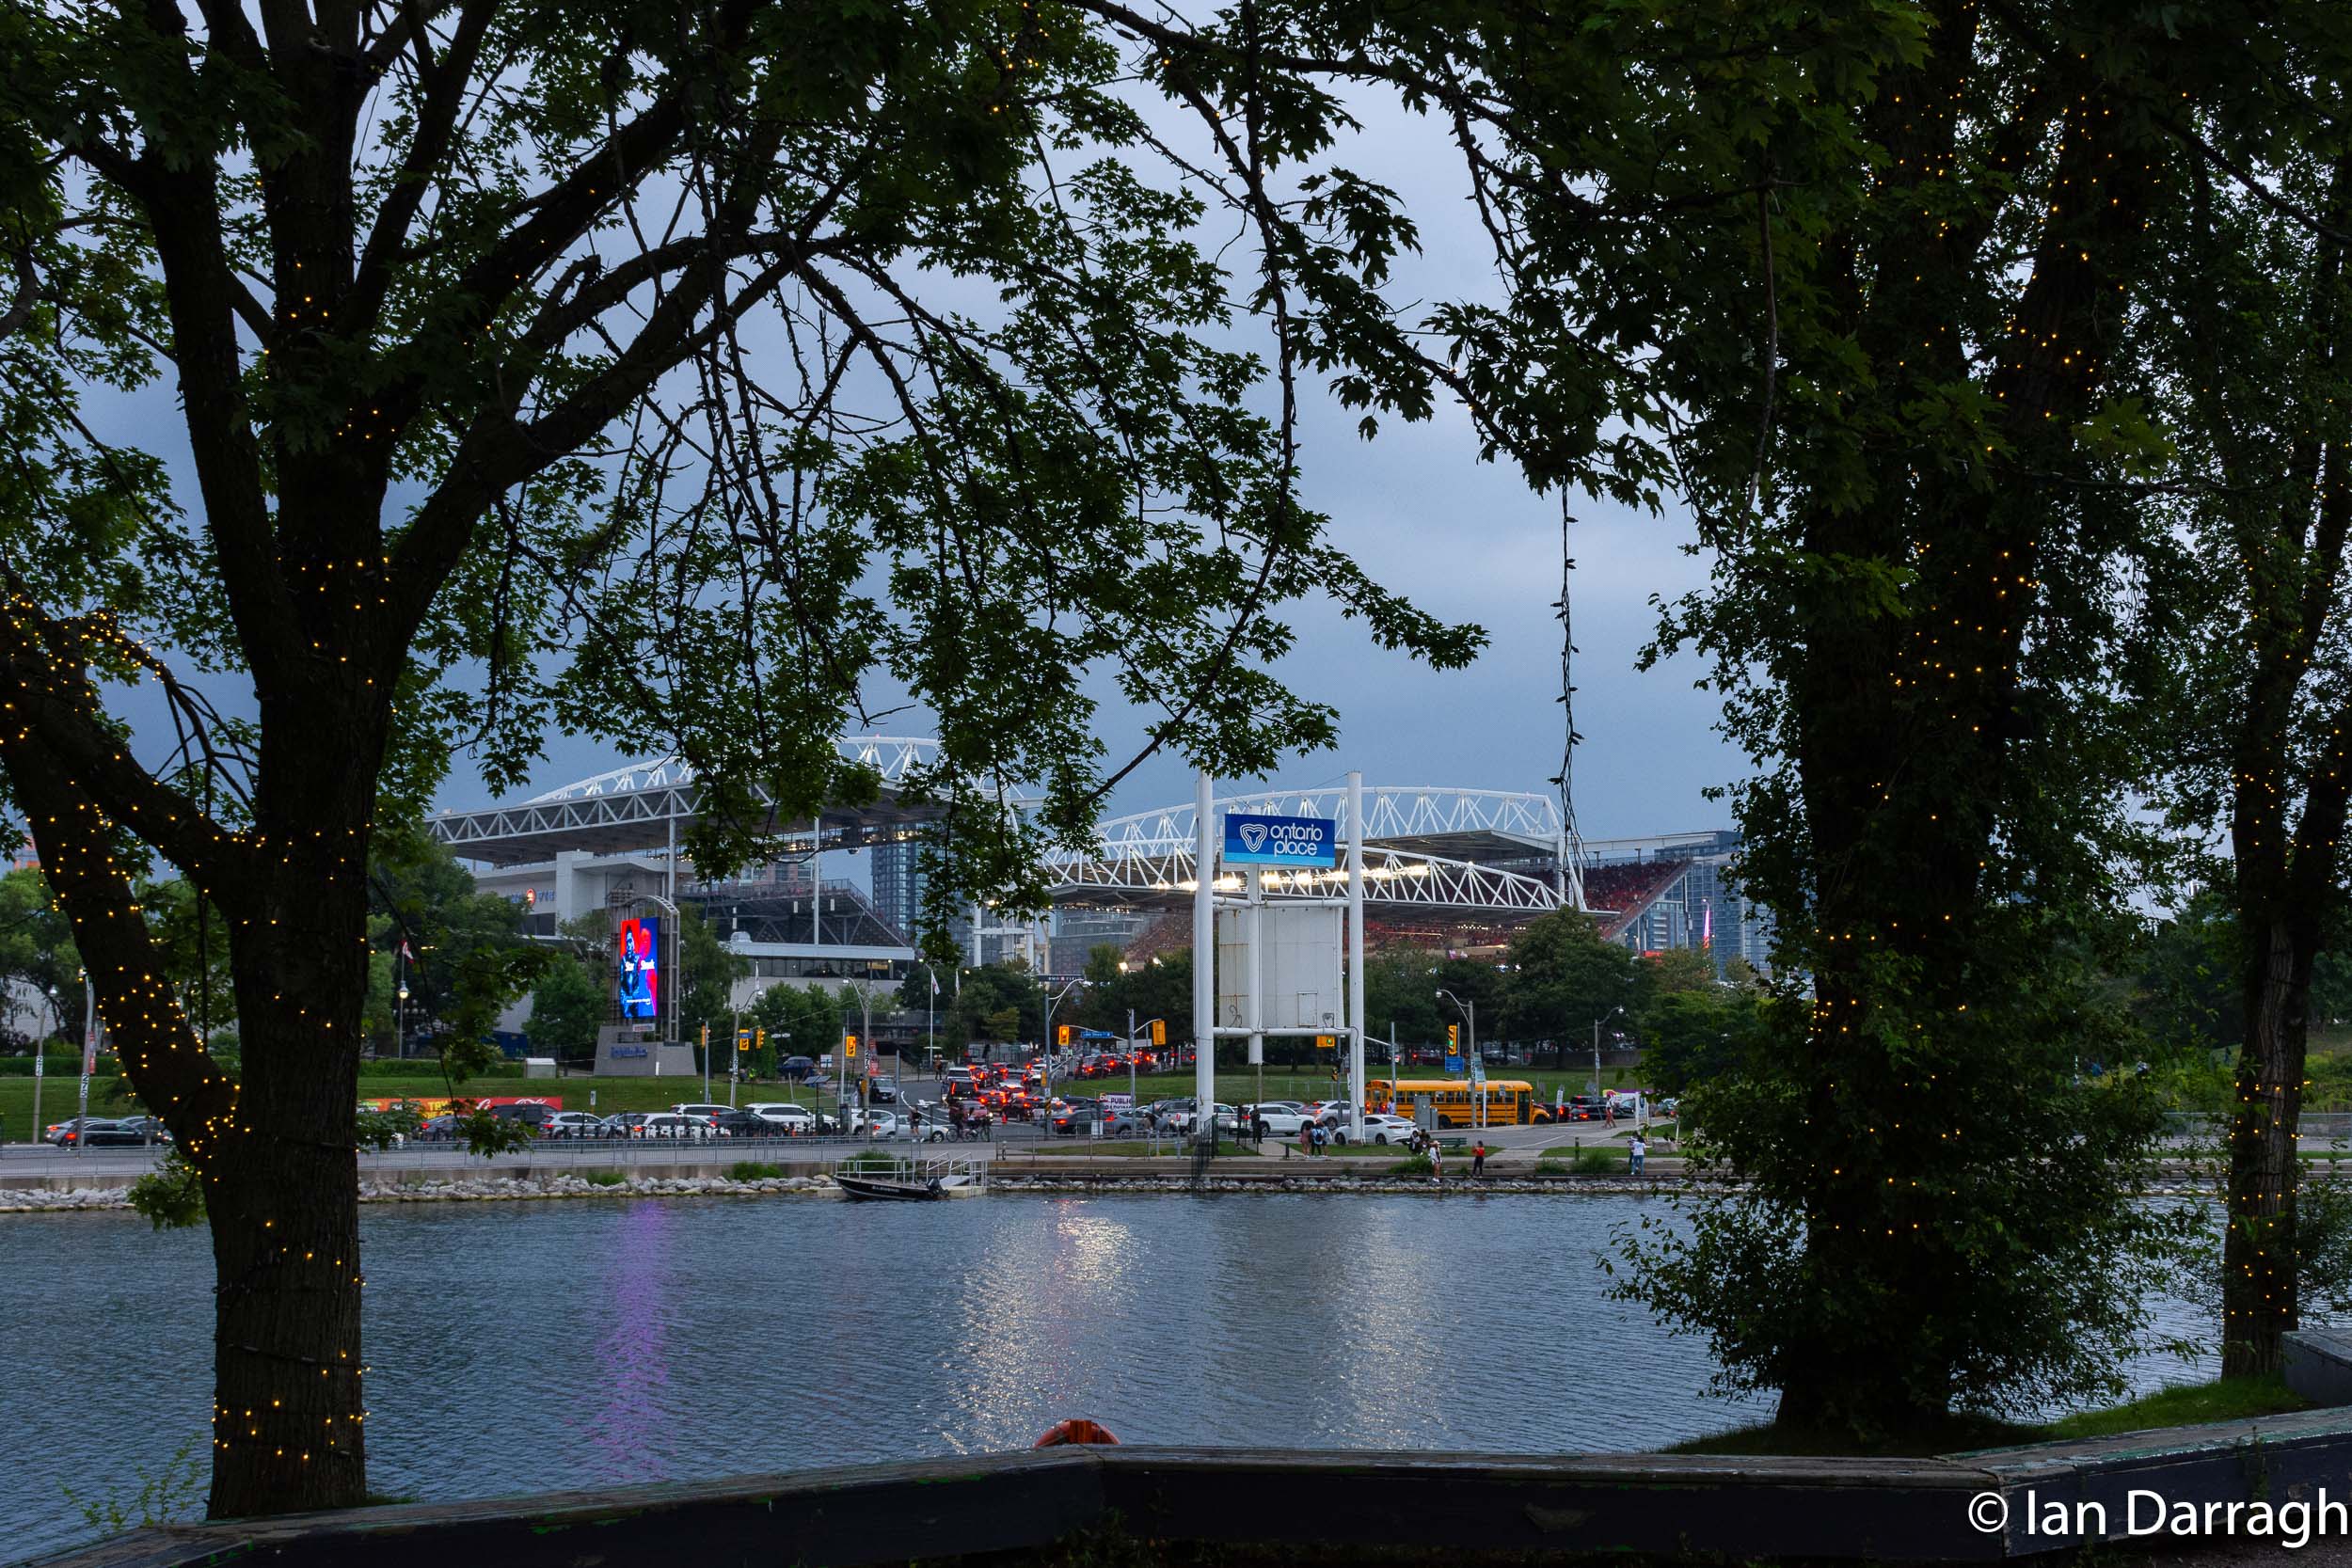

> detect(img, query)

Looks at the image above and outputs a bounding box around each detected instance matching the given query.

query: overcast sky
[438,80,1750,840]
[79,53,1749,847]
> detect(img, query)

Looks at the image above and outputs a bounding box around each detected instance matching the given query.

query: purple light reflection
[584,1199,675,1480]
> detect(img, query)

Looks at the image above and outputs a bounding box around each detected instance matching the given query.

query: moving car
[540,1112,608,1139]
[744,1102,820,1134]
[1248,1104,1315,1138]
[81,1117,171,1147]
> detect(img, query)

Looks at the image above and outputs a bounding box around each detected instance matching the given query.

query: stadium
[426,737,1771,1005]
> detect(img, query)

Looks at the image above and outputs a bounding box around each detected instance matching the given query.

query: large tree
[2133,123,2352,1370]
[0,0,1489,1515]
[1359,0,2255,1429]
[1497,910,1642,1069]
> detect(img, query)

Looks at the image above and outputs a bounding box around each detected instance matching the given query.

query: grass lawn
[2039,1371,2308,1440]
[1668,1374,2310,1458]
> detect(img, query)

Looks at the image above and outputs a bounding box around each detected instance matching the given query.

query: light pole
[1436,988,1479,1131]
[918,961,942,1077]
[33,983,57,1145]
[1592,1005,1625,1102]
[1041,977,1081,1111]
[842,982,874,1135]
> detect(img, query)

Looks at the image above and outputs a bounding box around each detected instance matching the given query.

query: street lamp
[1436,988,1480,1131]
[1041,977,1082,1108]
[1592,1005,1626,1102]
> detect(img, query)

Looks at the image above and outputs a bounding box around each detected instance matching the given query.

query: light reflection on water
[0,1194,2212,1561]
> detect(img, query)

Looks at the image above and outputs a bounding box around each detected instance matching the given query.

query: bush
[728,1162,785,1181]
[1573,1146,1617,1175]
[0,1054,119,1077]
[1394,1152,1433,1176]
[581,1170,625,1187]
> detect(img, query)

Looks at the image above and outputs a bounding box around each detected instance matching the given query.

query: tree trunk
[2222,915,2317,1373]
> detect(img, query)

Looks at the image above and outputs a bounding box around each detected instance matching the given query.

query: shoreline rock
[0,1173,2237,1212]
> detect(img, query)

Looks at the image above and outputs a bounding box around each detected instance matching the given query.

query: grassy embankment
[1668,1373,2311,1457]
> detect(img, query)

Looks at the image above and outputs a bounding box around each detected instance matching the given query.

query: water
[0,1195,2212,1560]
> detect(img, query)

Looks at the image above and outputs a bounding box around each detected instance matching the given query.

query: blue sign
[1222,812,1337,868]
[1443,1052,1464,1075]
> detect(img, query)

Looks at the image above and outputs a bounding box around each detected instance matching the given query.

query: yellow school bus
[1365,1079,1547,1127]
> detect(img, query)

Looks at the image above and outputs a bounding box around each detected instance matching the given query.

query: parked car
[1344,1113,1420,1145]
[781,1055,818,1082]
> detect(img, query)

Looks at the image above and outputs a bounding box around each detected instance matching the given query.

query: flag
[930,974,939,995]
[399,939,414,960]
[1701,902,1712,950]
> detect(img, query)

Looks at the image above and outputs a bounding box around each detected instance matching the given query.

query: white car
[1342,1113,1420,1146]
[1247,1104,1316,1137]
[850,1108,902,1139]
[540,1112,608,1139]
[635,1113,714,1140]
[744,1102,819,1134]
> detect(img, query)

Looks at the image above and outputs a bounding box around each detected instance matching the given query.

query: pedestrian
[1312,1121,1327,1156]
[1629,1132,1646,1177]
[1471,1140,1486,1179]
[1299,1121,1313,1160]
[1429,1140,1443,1187]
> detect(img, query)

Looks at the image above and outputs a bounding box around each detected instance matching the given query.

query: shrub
[1394,1152,1433,1176]
[1573,1146,1616,1175]
[728,1162,785,1181]
[581,1170,626,1187]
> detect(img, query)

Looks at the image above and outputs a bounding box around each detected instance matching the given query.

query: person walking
[1430,1140,1444,1187]
[1471,1140,1486,1179]
[1629,1132,1647,1178]
[1311,1121,1327,1157]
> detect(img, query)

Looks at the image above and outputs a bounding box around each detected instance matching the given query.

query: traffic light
[1315,1034,1336,1051]
[755,1028,765,1051]
[699,1023,709,1049]
[1151,1020,1166,1046]
[1057,1023,1073,1046]
[845,1034,859,1059]
[1447,1023,1459,1049]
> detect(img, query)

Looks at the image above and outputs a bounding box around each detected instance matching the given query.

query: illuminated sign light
[617,916,660,1020]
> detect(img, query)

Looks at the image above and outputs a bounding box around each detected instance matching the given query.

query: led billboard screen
[616,916,660,1020]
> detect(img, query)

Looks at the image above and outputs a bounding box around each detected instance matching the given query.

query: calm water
[0,1194,2211,1560]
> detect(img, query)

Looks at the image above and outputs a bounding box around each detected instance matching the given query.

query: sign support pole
[1347,770,1366,1144]
[1193,770,1215,1147]
[1247,865,1263,1074]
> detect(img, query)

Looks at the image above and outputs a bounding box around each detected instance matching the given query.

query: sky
[73,40,1751,849]
[430,75,1750,841]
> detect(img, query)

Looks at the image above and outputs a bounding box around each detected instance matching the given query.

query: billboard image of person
[616,916,660,1020]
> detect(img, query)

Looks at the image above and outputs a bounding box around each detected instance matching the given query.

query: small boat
[835,1172,946,1201]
